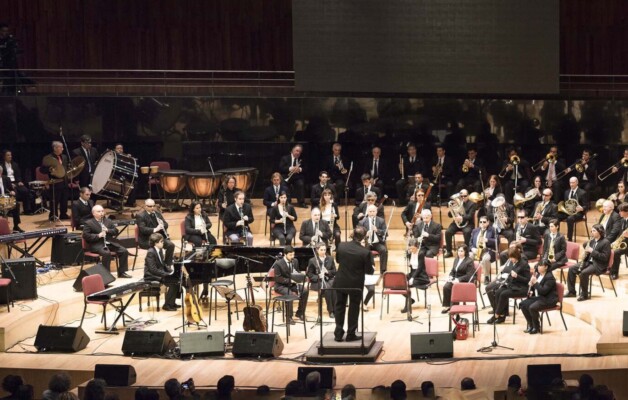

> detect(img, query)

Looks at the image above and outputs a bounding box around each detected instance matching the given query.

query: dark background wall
[1,0,627,76]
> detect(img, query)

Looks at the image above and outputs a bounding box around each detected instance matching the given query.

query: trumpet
[335,157,346,174]
[498,155,521,178]
[611,228,628,250]
[558,199,580,216]
[531,152,556,172]
[598,157,628,181]
[285,159,302,182]
[461,159,472,173]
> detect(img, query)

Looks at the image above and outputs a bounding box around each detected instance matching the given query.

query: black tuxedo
[395,156,425,204]
[520,272,557,331]
[598,211,622,243]
[531,200,558,235]
[325,154,351,201]
[0,176,20,227]
[299,218,332,246]
[136,209,175,265]
[470,226,498,262]
[500,157,531,201]
[611,217,628,276]
[71,198,94,229]
[270,204,298,245]
[310,183,336,209]
[558,187,589,241]
[262,184,290,213]
[143,247,178,307]
[575,159,597,192]
[358,215,388,273]
[539,232,567,271]
[223,203,255,243]
[411,221,442,255]
[40,152,70,219]
[442,257,475,307]
[184,212,217,247]
[217,187,240,215]
[401,201,433,227]
[404,182,431,202]
[305,255,337,314]
[272,257,307,318]
[354,185,381,205]
[567,238,611,297]
[540,159,566,202]
[333,240,374,339]
[279,154,305,205]
[445,200,477,253]
[72,145,99,188]
[82,217,129,274]
[352,202,384,228]
[499,223,541,264]
[363,157,389,188]
[456,158,484,193]
[2,160,32,214]
[491,259,531,316]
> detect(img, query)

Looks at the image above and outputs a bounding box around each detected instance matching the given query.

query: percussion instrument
[186,172,222,198]
[0,196,16,213]
[42,154,66,179]
[159,170,189,194]
[216,167,258,194]
[66,156,86,181]
[150,165,159,175]
[140,166,150,174]
[29,181,48,190]
[91,150,138,201]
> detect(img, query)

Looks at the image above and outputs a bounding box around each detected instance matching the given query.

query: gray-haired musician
[40,141,70,221]
[358,204,388,273]
[352,191,384,228]
[444,189,476,258]
[82,205,130,278]
[565,224,611,301]
[610,202,628,279]
[299,207,331,247]
[557,177,588,242]
[531,188,558,236]
[136,199,175,266]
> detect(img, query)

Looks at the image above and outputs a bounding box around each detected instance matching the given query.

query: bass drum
[91,150,138,201]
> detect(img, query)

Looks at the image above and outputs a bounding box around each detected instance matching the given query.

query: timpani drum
[186,172,222,198]
[91,150,138,201]
[216,167,258,194]
[0,196,16,213]
[159,170,189,194]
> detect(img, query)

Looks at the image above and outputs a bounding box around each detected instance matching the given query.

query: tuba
[448,194,467,228]
[491,196,508,231]
[558,199,579,216]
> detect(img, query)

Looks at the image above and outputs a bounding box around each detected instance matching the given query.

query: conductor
[333,226,374,342]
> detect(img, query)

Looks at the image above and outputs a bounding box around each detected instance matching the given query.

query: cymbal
[66,156,85,181]
[42,154,66,179]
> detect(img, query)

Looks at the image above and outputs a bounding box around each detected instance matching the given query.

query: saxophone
[475,232,486,261]
[611,228,628,250]
[548,238,555,262]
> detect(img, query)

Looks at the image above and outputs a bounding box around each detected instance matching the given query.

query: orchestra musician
[431,145,455,201]
[2,150,33,215]
[40,141,70,221]
[70,187,94,230]
[487,194,515,241]
[401,238,430,313]
[218,175,241,216]
[143,233,179,311]
[565,224,611,301]
[333,226,374,342]
[609,202,628,280]
[299,207,332,247]
[262,172,290,216]
[404,172,430,203]
[557,177,589,242]
[363,146,387,194]
[184,201,217,247]
[72,134,98,189]
[609,148,628,185]
[352,191,384,228]
[531,188,558,235]
[273,245,308,324]
[319,189,341,248]
[522,176,544,217]
[455,147,484,193]
[441,244,475,314]
[270,191,297,246]
[305,242,337,318]
[310,171,335,209]
[0,165,22,232]
[610,181,627,210]
[519,261,557,334]
[444,189,477,258]
[354,173,381,205]
[538,146,565,203]
[136,199,175,266]
[478,174,503,219]
[499,147,530,202]
[499,208,541,264]
[598,199,622,244]
[566,149,597,194]
[410,209,442,277]
[223,190,254,246]
[82,205,130,278]
[402,189,432,231]
[279,144,307,208]
[469,216,497,282]
[395,143,424,206]
[485,243,523,318]
[325,142,350,203]
[358,204,388,273]
[114,143,136,207]
[487,246,530,324]
[538,219,567,272]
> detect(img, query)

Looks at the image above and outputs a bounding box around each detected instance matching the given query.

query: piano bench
[139,287,161,312]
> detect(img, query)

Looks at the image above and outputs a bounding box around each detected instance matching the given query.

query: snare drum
[0,196,16,213]
[29,180,48,191]
[91,150,138,201]
[186,172,222,198]
[216,167,258,194]
[159,170,189,194]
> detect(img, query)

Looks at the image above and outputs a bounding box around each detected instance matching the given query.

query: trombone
[531,152,556,172]
[498,155,520,178]
[555,153,598,181]
[598,157,628,182]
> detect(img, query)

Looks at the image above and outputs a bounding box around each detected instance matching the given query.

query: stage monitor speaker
[410,332,453,359]
[527,364,562,390]
[73,264,115,292]
[94,364,136,386]
[1,258,37,301]
[122,330,175,356]
[232,332,283,358]
[180,331,225,358]
[51,233,83,266]
[297,367,336,389]
[34,325,90,352]
[623,311,628,336]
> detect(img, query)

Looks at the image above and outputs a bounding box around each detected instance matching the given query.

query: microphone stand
[392,249,421,324]
[475,263,514,353]
[344,162,353,242]
[59,126,77,209]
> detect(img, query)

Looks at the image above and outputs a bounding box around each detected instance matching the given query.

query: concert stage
[1,201,628,398]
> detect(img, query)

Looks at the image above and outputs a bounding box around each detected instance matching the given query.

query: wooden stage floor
[1,201,628,398]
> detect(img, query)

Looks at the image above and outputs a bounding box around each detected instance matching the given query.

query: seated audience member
[83,379,106,400]
[16,385,33,400]
[103,394,119,400]
[461,377,476,391]
[303,372,324,398]
[57,393,78,400]
[1,375,24,400]
[134,388,159,400]
[164,378,198,400]
[42,373,71,400]
[505,375,525,399]
[420,381,439,399]
[255,385,270,397]
[215,375,235,400]
[390,380,407,400]
[283,380,304,399]
[341,384,356,400]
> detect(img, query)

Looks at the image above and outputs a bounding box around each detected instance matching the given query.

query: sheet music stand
[215,285,244,346]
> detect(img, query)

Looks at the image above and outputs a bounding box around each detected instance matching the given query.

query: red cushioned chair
[448,282,479,337]
[588,250,617,298]
[540,282,568,334]
[79,274,125,330]
[380,272,410,319]
[414,257,442,308]
[558,241,581,283]
[81,237,118,272]
[0,278,13,312]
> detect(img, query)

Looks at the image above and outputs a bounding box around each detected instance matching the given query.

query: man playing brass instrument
[538,146,565,202]
[395,143,424,206]
[557,177,589,242]
[565,224,611,301]
[470,217,497,281]
[531,188,558,235]
[444,189,477,258]
[499,209,541,264]
[499,148,530,202]
[455,147,483,194]
[538,219,567,272]
[609,202,628,279]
